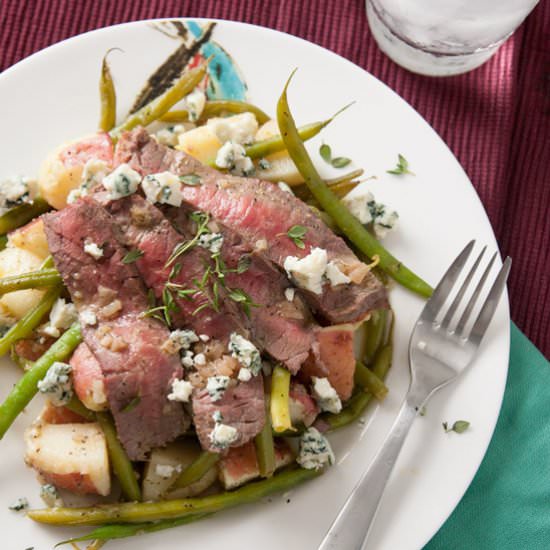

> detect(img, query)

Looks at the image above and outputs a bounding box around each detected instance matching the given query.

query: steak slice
[167,208,315,374]
[114,128,388,324]
[43,199,188,460]
[102,193,247,342]
[192,374,265,453]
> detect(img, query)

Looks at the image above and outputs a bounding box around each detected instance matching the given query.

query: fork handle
[318,400,419,550]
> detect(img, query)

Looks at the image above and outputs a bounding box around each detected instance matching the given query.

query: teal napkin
[424,323,550,549]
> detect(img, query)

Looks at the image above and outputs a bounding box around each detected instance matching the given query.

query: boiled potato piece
[254,120,304,185]
[176,126,223,164]
[143,440,217,501]
[8,219,49,259]
[0,247,45,319]
[25,421,111,496]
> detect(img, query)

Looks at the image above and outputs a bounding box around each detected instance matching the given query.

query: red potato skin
[13,336,56,362]
[70,342,107,411]
[59,132,114,168]
[38,471,100,495]
[40,402,87,424]
[300,324,357,400]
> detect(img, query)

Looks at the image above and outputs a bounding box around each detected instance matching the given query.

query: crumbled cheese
[194,352,207,366]
[199,334,210,342]
[8,497,29,511]
[297,427,335,470]
[69,158,110,202]
[0,176,32,215]
[156,124,187,147]
[197,232,224,255]
[215,141,254,176]
[167,378,193,402]
[40,484,60,507]
[102,163,141,199]
[284,247,328,295]
[181,350,195,368]
[342,189,398,238]
[169,329,199,351]
[49,298,77,332]
[255,239,268,251]
[206,375,231,401]
[80,309,97,326]
[212,410,223,423]
[84,242,104,260]
[284,288,295,302]
[209,421,239,450]
[155,464,181,478]
[325,261,351,286]
[207,112,258,145]
[37,361,73,406]
[142,172,183,207]
[228,333,261,375]
[258,158,272,170]
[238,367,252,382]
[278,181,293,194]
[311,377,342,414]
[185,88,206,122]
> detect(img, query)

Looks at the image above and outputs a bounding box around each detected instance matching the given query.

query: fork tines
[421,240,511,344]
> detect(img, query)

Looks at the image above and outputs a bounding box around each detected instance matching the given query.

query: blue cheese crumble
[0,176,33,215]
[207,112,258,145]
[156,124,187,147]
[169,329,199,352]
[83,241,104,260]
[42,298,77,338]
[167,378,193,403]
[8,497,29,511]
[102,163,141,199]
[284,248,350,294]
[342,189,398,238]
[215,142,255,177]
[40,484,60,507]
[37,361,73,406]
[237,367,252,382]
[198,232,224,255]
[206,375,231,401]
[228,333,261,375]
[209,412,239,450]
[311,377,342,414]
[297,427,335,470]
[68,159,110,203]
[185,88,206,122]
[142,172,183,207]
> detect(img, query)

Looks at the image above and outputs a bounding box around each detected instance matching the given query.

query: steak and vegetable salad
[0,53,431,546]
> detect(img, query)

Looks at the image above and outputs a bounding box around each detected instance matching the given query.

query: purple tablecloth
[1,0,548,357]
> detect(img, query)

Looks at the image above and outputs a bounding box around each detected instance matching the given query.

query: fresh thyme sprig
[387,154,414,176]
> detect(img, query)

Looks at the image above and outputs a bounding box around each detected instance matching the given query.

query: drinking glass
[366,0,540,76]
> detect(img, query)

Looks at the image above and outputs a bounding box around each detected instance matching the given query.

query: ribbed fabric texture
[1,0,548,357]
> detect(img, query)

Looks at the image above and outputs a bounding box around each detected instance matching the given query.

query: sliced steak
[102,193,247,342]
[43,199,188,460]
[167,208,314,374]
[114,128,388,324]
[192,374,265,453]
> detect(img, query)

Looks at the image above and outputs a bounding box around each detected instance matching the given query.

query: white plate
[0,19,510,550]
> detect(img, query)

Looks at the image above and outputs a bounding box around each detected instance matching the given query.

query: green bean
[371,344,393,380]
[99,50,117,132]
[173,451,220,489]
[276,73,433,298]
[110,62,209,140]
[354,362,388,400]
[0,235,7,251]
[0,268,61,295]
[0,284,62,358]
[39,255,55,269]
[0,198,50,234]
[65,395,95,421]
[255,396,276,477]
[270,365,293,433]
[28,467,319,525]
[245,104,350,160]
[56,514,209,546]
[96,412,142,502]
[0,323,81,438]
[325,168,365,186]
[363,309,388,364]
[161,100,270,124]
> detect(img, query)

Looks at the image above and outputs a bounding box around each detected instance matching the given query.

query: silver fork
[318,241,511,550]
